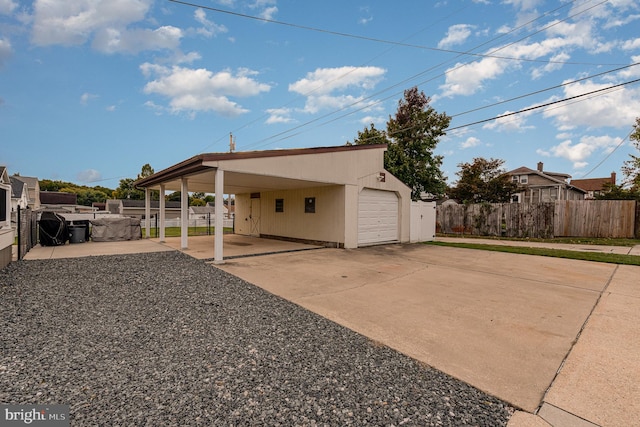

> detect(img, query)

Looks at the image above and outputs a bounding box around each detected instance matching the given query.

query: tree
[449,157,519,204]
[351,87,451,200]
[595,183,640,200]
[621,117,640,190]
[113,177,145,200]
[114,164,157,200]
[348,123,388,146]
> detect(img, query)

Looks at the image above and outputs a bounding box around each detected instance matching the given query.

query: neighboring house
[10,174,40,210]
[508,162,586,203]
[570,172,616,200]
[189,203,229,219]
[105,199,182,219]
[0,166,15,269]
[10,176,29,212]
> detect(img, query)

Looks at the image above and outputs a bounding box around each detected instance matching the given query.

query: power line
[234,0,617,150]
[451,62,640,118]
[447,78,640,131]
[168,0,623,67]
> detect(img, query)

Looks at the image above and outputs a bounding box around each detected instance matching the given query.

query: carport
[134,144,412,263]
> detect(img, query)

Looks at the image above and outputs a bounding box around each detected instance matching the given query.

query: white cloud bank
[141,64,271,117]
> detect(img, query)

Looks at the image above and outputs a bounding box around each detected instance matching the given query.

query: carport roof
[134,144,387,194]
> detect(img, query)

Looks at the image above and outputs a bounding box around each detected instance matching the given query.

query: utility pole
[229,132,236,153]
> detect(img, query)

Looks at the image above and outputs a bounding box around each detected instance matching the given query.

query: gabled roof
[11,175,39,188]
[0,166,9,184]
[507,166,571,179]
[133,143,390,194]
[10,177,27,198]
[507,165,586,193]
[570,177,613,192]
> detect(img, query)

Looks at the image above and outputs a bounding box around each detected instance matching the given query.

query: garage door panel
[358,189,399,245]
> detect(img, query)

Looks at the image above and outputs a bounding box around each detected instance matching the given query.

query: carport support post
[159,184,166,242]
[144,188,151,239]
[214,168,224,264]
[181,178,188,249]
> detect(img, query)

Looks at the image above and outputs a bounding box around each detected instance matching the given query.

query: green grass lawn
[142,226,234,238]
[427,240,640,266]
[436,233,640,247]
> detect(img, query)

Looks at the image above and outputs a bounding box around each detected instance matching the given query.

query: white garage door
[358,189,399,245]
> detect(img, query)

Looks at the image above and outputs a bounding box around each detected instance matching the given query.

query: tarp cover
[90,217,141,242]
[39,212,68,246]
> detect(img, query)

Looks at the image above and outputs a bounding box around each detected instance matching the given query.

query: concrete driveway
[216,243,639,425]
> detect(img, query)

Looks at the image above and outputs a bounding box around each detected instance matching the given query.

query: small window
[305,197,315,213]
[0,186,8,225]
[275,199,284,213]
[512,176,519,183]
[520,176,528,184]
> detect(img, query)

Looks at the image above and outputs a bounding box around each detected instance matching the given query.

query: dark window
[305,197,315,213]
[275,198,284,213]
[250,192,261,199]
[0,187,7,222]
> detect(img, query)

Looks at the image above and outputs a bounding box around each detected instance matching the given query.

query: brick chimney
[611,172,616,185]
[537,162,544,172]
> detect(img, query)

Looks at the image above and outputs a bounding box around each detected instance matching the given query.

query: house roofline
[134,144,388,189]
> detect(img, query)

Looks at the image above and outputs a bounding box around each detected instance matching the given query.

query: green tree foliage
[449,157,519,203]
[113,164,157,200]
[348,123,388,146]
[113,177,145,200]
[622,117,640,190]
[39,179,112,206]
[595,183,640,200]
[351,87,451,200]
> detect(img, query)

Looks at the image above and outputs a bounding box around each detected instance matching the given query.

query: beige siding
[236,186,346,245]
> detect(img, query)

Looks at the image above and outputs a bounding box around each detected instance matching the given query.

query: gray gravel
[1,251,514,426]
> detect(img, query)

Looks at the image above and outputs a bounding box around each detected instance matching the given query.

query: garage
[358,188,399,245]
[135,144,413,261]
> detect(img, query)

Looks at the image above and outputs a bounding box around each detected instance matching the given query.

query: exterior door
[250,197,260,237]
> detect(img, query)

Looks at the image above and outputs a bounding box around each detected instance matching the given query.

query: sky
[1,0,639,190]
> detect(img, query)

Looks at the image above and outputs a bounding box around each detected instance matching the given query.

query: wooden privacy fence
[437,200,638,239]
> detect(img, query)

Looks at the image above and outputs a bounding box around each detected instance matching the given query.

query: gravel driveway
[1,251,513,426]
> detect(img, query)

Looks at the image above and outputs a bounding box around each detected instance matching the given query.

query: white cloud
[531,52,570,80]
[30,0,182,54]
[141,64,271,117]
[483,110,535,132]
[31,0,151,46]
[440,57,509,97]
[542,80,640,130]
[359,115,385,126]
[0,0,17,15]
[537,134,623,167]
[194,8,227,38]
[106,105,116,112]
[0,38,11,67]
[77,169,102,183]
[265,107,293,124]
[80,92,98,105]
[289,66,386,114]
[621,38,640,50]
[461,136,481,148]
[438,24,474,49]
[248,0,278,20]
[92,25,182,54]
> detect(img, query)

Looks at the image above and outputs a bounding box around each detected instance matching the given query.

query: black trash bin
[69,225,86,244]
